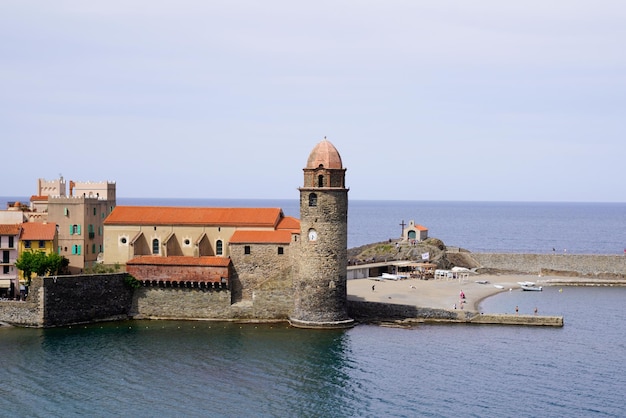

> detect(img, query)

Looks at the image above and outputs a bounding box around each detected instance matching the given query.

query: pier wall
[347,301,563,326]
[470,253,625,277]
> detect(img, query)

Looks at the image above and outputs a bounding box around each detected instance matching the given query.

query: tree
[46,253,69,275]
[15,250,70,286]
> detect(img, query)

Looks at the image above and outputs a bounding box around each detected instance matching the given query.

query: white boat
[382,273,404,280]
[493,284,504,289]
[521,284,543,291]
[517,281,536,287]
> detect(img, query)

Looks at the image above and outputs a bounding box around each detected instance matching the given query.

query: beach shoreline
[347,274,626,314]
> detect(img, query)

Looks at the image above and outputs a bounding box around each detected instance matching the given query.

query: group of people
[453,290,466,310]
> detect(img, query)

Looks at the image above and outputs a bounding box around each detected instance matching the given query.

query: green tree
[46,253,69,275]
[14,251,36,284]
[15,251,70,286]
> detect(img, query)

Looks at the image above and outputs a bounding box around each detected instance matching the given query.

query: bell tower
[290,138,354,329]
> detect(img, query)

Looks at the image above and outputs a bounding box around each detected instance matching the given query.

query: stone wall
[42,273,133,327]
[229,242,294,318]
[348,300,459,322]
[470,253,626,276]
[132,287,234,319]
[0,278,42,326]
[0,274,132,327]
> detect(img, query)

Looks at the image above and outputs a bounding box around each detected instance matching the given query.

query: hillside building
[403,220,429,242]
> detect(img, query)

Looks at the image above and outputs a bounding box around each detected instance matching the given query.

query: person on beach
[372,285,375,292]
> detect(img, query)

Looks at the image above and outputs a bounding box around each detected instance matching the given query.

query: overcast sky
[2,1,625,202]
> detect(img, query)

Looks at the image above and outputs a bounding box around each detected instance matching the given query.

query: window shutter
[77,245,81,255]
[77,225,81,235]
[70,225,74,235]
[71,245,76,255]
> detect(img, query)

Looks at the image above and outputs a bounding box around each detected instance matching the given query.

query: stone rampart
[131,287,294,321]
[348,300,459,322]
[469,253,625,277]
[0,274,133,327]
[42,273,133,327]
[132,287,234,320]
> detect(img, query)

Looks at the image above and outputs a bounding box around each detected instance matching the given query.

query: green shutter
[70,225,74,235]
[77,225,81,235]
[77,245,81,255]
[71,245,76,255]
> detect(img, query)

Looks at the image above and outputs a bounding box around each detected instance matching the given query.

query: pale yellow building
[29,177,116,273]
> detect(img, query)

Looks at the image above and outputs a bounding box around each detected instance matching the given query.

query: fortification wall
[0,274,132,327]
[42,273,133,326]
[132,287,233,319]
[230,242,294,312]
[0,301,41,326]
[470,253,625,277]
[348,300,459,322]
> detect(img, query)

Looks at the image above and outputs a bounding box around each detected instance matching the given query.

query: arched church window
[216,240,223,255]
[317,175,324,187]
[152,239,159,255]
[309,193,317,207]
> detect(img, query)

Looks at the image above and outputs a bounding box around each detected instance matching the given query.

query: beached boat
[521,284,543,291]
[382,273,407,280]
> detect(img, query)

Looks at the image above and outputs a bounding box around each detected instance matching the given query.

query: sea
[1,198,625,417]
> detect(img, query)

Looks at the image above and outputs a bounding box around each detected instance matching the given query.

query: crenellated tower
[290,139,354,329]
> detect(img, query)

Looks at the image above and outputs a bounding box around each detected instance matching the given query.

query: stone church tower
[290,139,354,329]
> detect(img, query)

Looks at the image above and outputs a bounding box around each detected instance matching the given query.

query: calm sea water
[114,198,625,254]
[1,287,625,417]
[4,196,623,253]
[1,198,625,417]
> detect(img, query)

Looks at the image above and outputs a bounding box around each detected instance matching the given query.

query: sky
[2,1,625,202]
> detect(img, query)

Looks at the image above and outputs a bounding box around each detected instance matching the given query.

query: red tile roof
[20,222,57,240]
[276,216,300,232]
[126,256,231,267]
[0,224,21,235]
[104,206,284,227]
[229,230,293,244]
[30,195,48,202]
[416,225,428,231]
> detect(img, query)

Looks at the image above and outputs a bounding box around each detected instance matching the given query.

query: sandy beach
[347,274,547,313]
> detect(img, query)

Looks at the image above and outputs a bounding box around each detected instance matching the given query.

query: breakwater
[469,253,625,277]
[348,301,563,327]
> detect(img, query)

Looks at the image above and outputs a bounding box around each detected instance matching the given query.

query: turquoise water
[1,286,625,417]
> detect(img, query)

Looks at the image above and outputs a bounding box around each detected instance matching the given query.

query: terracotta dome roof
[306,139,343,169]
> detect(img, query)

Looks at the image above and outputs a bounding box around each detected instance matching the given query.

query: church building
[102,139,353,328]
